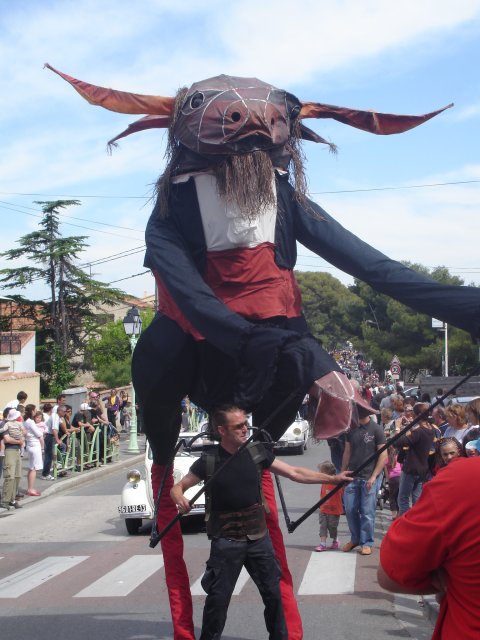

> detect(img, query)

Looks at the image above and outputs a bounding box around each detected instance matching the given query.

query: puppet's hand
[236,325,336,407]
[309,371,378,439]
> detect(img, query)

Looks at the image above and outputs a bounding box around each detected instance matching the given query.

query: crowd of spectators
[0,387,129,514]
[359,382,480,518]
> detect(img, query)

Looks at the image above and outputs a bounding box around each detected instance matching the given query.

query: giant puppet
[46,64,480,640]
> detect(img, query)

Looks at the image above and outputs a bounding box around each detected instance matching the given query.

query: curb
[34,452,144,500]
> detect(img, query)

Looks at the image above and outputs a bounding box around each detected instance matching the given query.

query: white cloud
[452,102,480,121]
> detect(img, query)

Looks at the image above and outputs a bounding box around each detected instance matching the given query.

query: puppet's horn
[44,63,175,116]
[107,114,172,151]
[299,101,453,135]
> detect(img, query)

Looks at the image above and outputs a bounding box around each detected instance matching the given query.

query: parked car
[273,413,310,454]
[446,395,480,407]
[404,386,420,398]
[118,442,205,535]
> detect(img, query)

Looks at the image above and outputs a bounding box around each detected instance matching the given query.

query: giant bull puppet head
[45,64,452,155]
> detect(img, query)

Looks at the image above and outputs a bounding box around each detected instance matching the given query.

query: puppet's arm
[145,210,252,354]
[290,184,480,338]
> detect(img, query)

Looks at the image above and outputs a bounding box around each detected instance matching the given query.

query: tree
[294,271,365,350]
[85,308,154,387]
[0,200,125,394]
[350,263,479,378]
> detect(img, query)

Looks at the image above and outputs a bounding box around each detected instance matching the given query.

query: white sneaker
[42,475,55,481]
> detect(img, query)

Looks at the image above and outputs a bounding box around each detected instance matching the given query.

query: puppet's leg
[152,462,195,640]
[133,314,196,640]
[261,469,303,640]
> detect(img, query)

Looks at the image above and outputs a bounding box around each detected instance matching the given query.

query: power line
[0,191,149,199]
[80,246,146,268]
[1,178,479,201]
[0,200,145,232]
[310,179,480,195]
[0,202,143,239]
[109,270,151,284]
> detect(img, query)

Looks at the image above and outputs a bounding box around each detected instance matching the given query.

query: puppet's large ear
[44,63,175,116]
[107,114,172,150]
[299,101,453,135]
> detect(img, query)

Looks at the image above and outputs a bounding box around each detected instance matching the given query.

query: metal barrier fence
[53,426,120,477]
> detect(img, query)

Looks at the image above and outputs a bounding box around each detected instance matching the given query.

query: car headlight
[126,469,142,483]
[292,427,302,436]
[173,468,184,484]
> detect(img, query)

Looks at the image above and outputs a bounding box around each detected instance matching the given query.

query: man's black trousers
[199,533,288,640]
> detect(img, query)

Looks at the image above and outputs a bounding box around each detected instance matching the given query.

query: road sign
[390,363,401,376]
[391,355,401,366]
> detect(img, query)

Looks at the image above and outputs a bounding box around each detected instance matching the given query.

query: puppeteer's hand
[335,470,353,484]
[175,497,192,515]
[169,487,192,514]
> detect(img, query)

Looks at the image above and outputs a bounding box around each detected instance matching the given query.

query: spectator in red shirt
[378,457,480,640]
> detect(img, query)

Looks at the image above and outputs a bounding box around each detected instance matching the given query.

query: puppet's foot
[308,371,376,439]
[151,463,195,640]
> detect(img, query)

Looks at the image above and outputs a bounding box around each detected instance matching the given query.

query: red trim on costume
[154,243,302,339]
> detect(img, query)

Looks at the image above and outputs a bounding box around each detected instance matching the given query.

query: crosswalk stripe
[0,556,88,598]
[298,552,357,595]
[190,566,250,596]
[0,552,362,599]
[74,554,164,597]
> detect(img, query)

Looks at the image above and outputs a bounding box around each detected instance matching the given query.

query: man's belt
[207,503,267,541]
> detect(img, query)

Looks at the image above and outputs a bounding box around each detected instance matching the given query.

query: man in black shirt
[171,404,351,640]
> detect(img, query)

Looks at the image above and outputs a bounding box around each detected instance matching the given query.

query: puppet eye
[231,111,241,122]
[290,105,301,120]
[190,92,205,109]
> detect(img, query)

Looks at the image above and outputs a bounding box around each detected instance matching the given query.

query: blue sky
[1,0,480,302]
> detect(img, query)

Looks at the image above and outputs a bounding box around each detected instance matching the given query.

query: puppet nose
[221,99,289,146]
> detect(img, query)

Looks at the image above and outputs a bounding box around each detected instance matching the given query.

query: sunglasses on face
[226,420,249,430]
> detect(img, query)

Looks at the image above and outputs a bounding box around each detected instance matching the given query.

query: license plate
[118,504,147,514]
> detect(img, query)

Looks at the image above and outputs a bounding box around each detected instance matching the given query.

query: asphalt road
[0,440,435,640]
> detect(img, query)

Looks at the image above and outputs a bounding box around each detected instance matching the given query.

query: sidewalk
[0,431,146,515]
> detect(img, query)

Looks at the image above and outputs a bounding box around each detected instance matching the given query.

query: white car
[446,395,480,407]
[273,413,310,454]
[118,442,205,535]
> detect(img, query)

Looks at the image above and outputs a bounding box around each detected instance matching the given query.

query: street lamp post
[122,306,142,453]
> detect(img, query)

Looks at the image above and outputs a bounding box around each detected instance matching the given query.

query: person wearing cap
[72,403,95,435]
[71,404,95,462]
[464,439,480,457]
[0,408,25,510]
